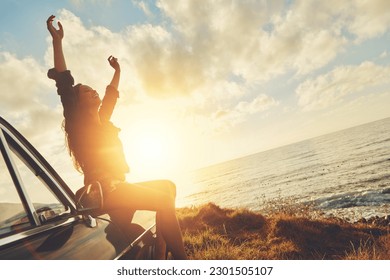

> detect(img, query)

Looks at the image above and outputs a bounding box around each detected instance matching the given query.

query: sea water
[178,117,390,220]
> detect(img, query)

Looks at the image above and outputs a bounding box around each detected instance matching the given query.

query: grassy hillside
[177,203,390,260]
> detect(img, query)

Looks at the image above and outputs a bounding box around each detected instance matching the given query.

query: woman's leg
[154,211,167,259]
[131,180,173,260]
[104,180,187,259]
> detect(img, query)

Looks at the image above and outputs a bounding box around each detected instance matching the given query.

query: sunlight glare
[123,118,182,180]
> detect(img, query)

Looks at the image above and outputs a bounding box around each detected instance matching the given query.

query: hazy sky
[1,0,390,191]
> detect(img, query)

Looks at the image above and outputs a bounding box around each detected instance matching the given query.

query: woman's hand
[108,55,120,71]
[108,56,120,90]
[47,15,67,71]
[47,15,64,41]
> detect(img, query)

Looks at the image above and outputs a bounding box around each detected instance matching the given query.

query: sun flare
[122,118,182,180]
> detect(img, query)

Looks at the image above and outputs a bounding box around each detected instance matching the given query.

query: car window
[0,148,31,237]
[8,141,69,223]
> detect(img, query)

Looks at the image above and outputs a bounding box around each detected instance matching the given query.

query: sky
[1,0,390,194]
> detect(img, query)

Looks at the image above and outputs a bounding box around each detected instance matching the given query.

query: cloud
[156,0,347,80]
[211,94,278,132]
[126,24,206,98]
[156,0,390,81]
[296,61,390,111]
[132,0,153,17]
[0,52,50,112]
[262,1,353,76]
[236,95,279,115]
[0,51,62,135]
[346,0,390,41]
[157,0,283,81]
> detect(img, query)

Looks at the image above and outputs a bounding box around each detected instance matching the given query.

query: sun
[138,136,165,162]
[122,118,182,180]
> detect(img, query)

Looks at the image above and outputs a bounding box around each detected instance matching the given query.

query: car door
[0,118,129,259]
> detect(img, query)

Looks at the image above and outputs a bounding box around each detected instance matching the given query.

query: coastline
[178,117,390,224]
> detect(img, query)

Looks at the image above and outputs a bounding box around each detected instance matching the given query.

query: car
[0,116,163,260]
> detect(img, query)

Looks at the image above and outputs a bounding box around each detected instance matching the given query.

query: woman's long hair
[62,118,83,173]
[62,83,84,173]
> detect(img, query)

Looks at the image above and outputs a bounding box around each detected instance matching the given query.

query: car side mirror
[75,182,103,214]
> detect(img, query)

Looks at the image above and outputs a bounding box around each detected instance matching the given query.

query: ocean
[177,117,390,221]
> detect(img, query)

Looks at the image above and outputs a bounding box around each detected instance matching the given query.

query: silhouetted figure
[46,15,186,259]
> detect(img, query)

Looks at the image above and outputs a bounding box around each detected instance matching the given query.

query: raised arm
[99,56,121,122]
[108,55,120,90]
[47,15,67,72]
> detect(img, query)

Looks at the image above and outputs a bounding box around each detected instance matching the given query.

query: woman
[46,15,186,259]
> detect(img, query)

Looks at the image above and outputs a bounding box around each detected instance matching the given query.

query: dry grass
[176,202,390,260]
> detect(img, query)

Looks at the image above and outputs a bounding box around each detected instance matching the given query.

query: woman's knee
[163,180,176,199]
[112,180,177,211]
[136,179,176,198]
[158,191,176,211]
[156,181,177,211]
